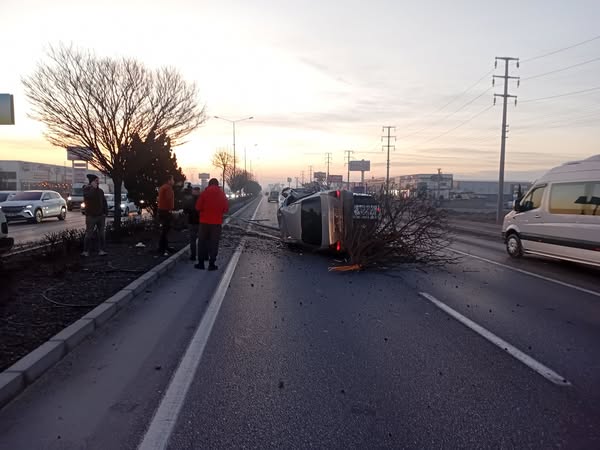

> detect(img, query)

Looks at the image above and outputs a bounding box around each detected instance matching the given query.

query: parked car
[82,193,141,216]
[502,154,600,267]
[0,191,17,203]
[0,190,67,223]
[0,209,14,254]
[277,189,355,251]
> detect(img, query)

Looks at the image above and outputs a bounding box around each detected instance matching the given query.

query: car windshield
[71,187,84,196]
[10,192,42,201]
[0,193,14,202]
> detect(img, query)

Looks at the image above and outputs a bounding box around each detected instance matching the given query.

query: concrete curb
[0,196,258,410]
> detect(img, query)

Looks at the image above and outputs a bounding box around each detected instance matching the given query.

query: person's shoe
[99,250,108,256]
[194,263,205,270]
[81,251,89,257]
[207,264,218,271]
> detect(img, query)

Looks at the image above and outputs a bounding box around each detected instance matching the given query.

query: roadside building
[452,180,532,201]
[396,173,454,200]
[0,160,108,197]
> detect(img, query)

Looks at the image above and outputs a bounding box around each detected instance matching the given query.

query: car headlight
[25,205,33,209]
[120,204,126,208]
[67,196,72,201]
[81,202,85,208]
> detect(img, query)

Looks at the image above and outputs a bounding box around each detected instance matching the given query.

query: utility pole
[493,57,519,224]
[309,165,313,184]
[295,177,299,188]
[325,153,332,181]
[381,126,396,195]
[344,150,354,191]
[301,170,305,186]
[437,168,442,201]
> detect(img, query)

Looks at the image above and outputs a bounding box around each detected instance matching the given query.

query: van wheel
[506,233,523,258]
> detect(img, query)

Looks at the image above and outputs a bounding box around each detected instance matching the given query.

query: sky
[0,0,599,186]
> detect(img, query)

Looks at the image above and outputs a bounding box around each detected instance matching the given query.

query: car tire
[58,207,66,221]
[33,208,43,224]
[506,233,523,258]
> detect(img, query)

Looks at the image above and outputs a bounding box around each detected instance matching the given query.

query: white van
[502,154,600,267]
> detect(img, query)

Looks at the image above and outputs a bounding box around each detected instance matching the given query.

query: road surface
[0,195,599,449]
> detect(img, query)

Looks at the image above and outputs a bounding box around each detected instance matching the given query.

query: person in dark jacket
[82,174,108,256]
[195,178,229,271]
[183,186,201,261]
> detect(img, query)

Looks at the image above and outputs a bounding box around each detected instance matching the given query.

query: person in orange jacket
[157,174,175,256]
[195,178,229,270]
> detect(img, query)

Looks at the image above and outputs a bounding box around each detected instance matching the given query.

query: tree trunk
[113,176,123,233]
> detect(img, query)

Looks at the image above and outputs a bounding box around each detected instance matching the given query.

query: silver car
[0,190,67,224]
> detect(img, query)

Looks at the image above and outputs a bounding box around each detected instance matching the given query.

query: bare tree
[22,44,206,229]
[212,149,235,189]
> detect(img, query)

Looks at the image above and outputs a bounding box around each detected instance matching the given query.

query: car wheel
[506,233,523,258]
[34,208,43,224]
[58,207,66,220]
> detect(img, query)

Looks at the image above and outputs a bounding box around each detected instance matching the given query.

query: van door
[514,184,547,253]
[575,181,600,265]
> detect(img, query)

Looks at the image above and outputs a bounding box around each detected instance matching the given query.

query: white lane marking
[449,248,600,299]
[419,292,571,386]
[138,196,263,450]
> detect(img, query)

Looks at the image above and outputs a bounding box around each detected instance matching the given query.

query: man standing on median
[157,174,175,256]
[195,178,229,271]
[183,186,201,262]
[82,174,108,257]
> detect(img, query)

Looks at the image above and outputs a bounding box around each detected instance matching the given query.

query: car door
[513,184,547,253]
[40,193,54,216]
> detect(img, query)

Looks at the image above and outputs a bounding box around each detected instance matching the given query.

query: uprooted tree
[122,131,186,216]
[23,44,206,230]
[339,194,453,271]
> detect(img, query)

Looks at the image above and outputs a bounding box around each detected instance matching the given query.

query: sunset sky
[1,0,599,186]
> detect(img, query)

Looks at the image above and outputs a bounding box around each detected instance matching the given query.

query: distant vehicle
[0,209,14,254]
[503,154,600,267]
[67,183,85,211]
[268,190,279,202]
[277,189,355,251]
[82,193,140,216]
[0,190,67,223]
[0,191,16,203]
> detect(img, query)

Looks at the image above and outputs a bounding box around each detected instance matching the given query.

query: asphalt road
[1,195,599,449]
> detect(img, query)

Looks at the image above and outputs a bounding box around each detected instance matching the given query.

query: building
[0,160,107,197]
[397,173,454,200]
[452,180,532,201]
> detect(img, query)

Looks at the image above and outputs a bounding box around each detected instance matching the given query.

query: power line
[521,85,600,103]
[522,34,600,63]
[409,104,495,149]
[399,86,494,139]
[522,56,600,81]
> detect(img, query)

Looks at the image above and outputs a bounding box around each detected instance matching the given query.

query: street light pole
[214,115,254,179]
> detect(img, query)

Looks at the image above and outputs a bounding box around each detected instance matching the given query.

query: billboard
[0,94,15,125]
[349,160,370,172]
[67,146,93,161]
[314,171,326,181]
[198,173,210,180]
[327,175,343,183]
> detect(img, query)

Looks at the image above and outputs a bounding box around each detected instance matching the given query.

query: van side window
[549,183,588,215]
[521,186,545,212]
[587,183,600,216]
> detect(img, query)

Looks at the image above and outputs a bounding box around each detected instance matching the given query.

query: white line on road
[138,196,263,450]
[450,248,600,299]
[419,292,571,386]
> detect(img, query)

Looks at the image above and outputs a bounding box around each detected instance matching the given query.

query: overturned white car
[277,189,379,251]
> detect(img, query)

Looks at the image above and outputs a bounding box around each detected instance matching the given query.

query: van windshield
[71,187,84,196]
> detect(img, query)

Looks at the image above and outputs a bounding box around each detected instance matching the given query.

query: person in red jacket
[195,178,229,270]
